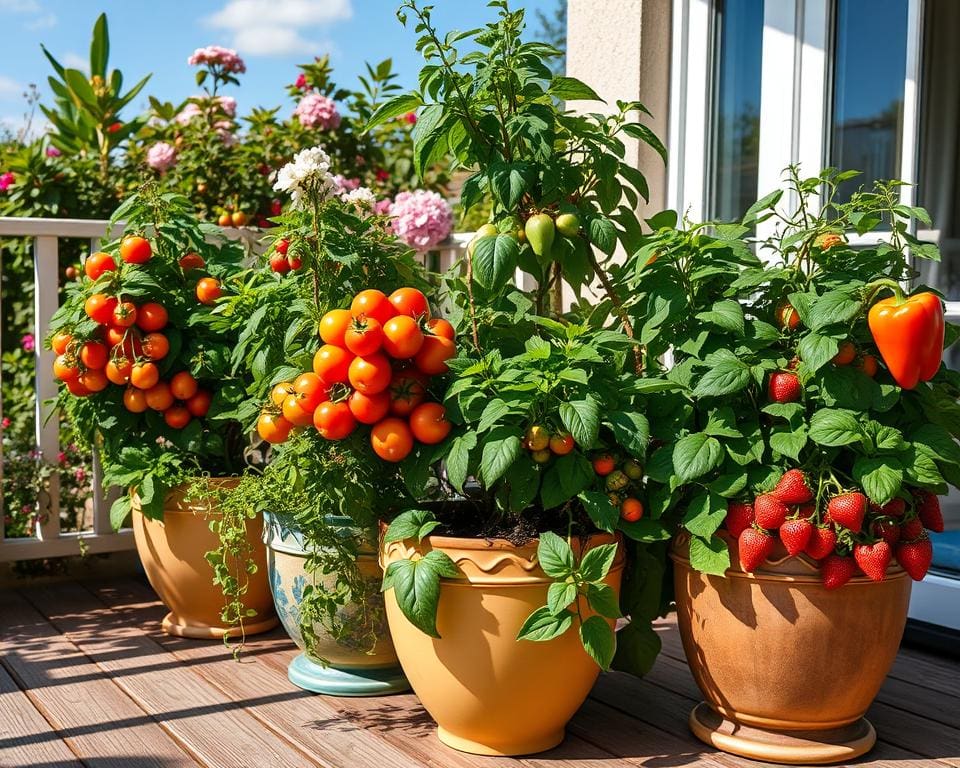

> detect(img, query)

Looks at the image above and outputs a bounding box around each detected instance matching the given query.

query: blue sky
[0,0,558,135]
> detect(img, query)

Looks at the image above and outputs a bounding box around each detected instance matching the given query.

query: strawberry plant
[618,166,957,586]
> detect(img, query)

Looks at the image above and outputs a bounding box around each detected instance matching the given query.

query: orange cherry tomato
[84,251,116,280]
[51,331,72,355]
[104,325,127,348]
[196,277,222,305]
[164,405,192,429]
[832,340,856,366]
[312,344,353,384]
[84,293,118,325]
[179,252,205,271]
[775,300,801,331]
[382,315,424,359]
[145,381,174,411]
[65,377,91,397]
[592,454,616,476]
[112,301,138,328]
[370,417,414,462]
[53,354,79,381]
[186,389,212,417]
[270,382,294,407]
[313,400,357,440]
[293,372,329,412]
[550,432,575,455]
[348,353,392,395]
[120,235,152,264]
[170,371,198,400]
[282,394,315,427]
[319,308,353,347]
[130,361,160,390]
[77,368,108,393]
[79,341,108,370]
[351,289,395,325]
[426,317,455,340]
[415,335,455,375]
[620,497,644,522]
[409,402,451,444]
[123,386,148,413]
[257,412,292,444]
[388,369,427,416]
[105,356,132,385]
[348,390,391,424]
[344,316,384,357]
[142,332,170,361]
[388,287,430,319]
[858,354,879,378]
[136,302,168,332]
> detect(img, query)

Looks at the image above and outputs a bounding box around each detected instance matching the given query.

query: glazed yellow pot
[380,528,624,756]
[132,478,277,639]
[671,532,911,765]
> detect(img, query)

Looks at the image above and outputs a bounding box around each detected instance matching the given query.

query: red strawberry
[738,528,775,572]
[914,490,944,533]
[772,469,813,504]
[724,501,755,538]
[754,493,790,529]
[780,517,813,556]
[768,372,802,403]
[871,520,901,545]
[805,525,837,559]
[896,537,933,581]
[826,492,867,533]
[821,554,857,590]
[797,502,817,519]
[900,517,924,541]
[854,541,892,582]
[881,498,906,518]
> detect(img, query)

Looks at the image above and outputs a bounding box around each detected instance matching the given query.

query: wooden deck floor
[0,576,957,768]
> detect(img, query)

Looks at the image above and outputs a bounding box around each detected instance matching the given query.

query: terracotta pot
[132,478,277,639]
[380,527,624,756]
[265,513,408,696]
[671,532,912,765]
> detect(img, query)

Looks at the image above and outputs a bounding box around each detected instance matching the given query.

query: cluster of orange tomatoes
[51,236,217,429]
[256,287,456,462]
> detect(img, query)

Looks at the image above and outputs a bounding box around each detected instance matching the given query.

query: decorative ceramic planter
[380,528,624,756]
[671,532,912,765]
[132,478,278,639]
[265,513,408,696]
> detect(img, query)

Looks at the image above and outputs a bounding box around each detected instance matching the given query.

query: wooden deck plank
[0,591,197,768]
[0,665,83,768]
[20,582,326,768]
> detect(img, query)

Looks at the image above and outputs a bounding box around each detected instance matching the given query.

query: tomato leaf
[579,615,615,670]
[516,605,574,642]
[560,395,600,448]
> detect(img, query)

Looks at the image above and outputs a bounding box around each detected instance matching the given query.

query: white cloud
[0,0,56,29]
[26,12,57,29]
[204,0,352,57]
[61,52,88,72]
[0,76,23,99]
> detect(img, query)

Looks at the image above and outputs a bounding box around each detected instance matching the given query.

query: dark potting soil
[426,499,596,547]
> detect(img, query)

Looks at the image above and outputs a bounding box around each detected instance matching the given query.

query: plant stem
[586,246,643,374]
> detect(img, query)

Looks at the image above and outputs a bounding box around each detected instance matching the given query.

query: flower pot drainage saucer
[287,652,410,696]
[689,702,876,765]
[161,612,279,639]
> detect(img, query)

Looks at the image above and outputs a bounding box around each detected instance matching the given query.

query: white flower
[341,186,378,217]
[273,146,336,208]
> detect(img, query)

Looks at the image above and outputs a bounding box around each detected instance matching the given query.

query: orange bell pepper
[867,291,944,389]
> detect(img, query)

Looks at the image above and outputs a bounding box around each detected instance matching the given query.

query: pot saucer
[162,611,279,639]
[287,652,410,697]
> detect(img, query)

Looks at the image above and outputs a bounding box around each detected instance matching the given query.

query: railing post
[34,235,61,542]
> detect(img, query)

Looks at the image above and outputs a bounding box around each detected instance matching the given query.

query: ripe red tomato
[388,369,427,416]
[77,368,108,393]
[313,344,353,384]
[179,252,205,271]
[65,377,91,397]
[620,497,644,522]
[592,454,616,476]
[164,405,192,429]
[426,317,455,340]
[382,315,424,359]
[293,372,329,411]
[269,253,290,274]
[53,354,79,381]
[415,335,455,375]
[550,432,575,455]
[858,354,879,378]
[104,325,127,348]
[136,302,168,332]
[106,357,132,385]
[351,289,395,325]
[130,361,160,390]
[196,277,222,305]
[275,239,290,256]
[218,212,232,227]
[388,287,430,319]
[288,257,302,270]
[120,235,152,264]
[145,382,174,411]
[344,316,384,357]
[257,412,292,444]
[142,332,170,361]
[111,301,137,328]
[348,390,391,424]
[51,331,72,355]
[186,389,212,417]
[170,371,198,400]
[409,402,451,444]
[282,394,315,427]
[319,309,352,347]
[79,341,108,370]
[313,401,357,440]
[84,293,118,325]
[123,386,148,413]
[348,353,392,395]
[231,211,248,227]
[370,417,414,462]
[84,251,116,281]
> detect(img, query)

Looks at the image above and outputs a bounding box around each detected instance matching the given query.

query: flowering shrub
[187,45,246,75]
[389,190,453,251]
[293,93,342,131]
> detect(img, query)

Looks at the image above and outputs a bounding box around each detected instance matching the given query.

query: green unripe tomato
[623,459,644,480]
[531,448,552,464]
[555,212,581,238]
[605,470,629,492]
[524,213,555,258]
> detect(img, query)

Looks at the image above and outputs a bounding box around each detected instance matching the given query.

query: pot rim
[377,519,622,552]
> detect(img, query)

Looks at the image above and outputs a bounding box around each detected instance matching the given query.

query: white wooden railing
[0,217,470,563]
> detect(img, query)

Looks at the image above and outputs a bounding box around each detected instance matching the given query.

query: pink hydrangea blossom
[187,45,246,74]
[389,190,453,251]
[293,93,341,130]
[20,333,35,353]
[147,142,177,172]
[0,172,15,191]
[46,146,62,157]
[295,73,308,90]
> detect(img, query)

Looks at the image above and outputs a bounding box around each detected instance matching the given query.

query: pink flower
[375,168,390,182]
[389,190,453,251]
[0,172,15,191]
[20,333,35,353]
[333,175,360,192]
[217,96,237,118]
[21,504,32,514]
[214,120,236,146]
[74,468,86,483]
[57,451,66,464]
[295,73,308,90]
[374,198,393,215]
[1,417,10,429]
[187,45,246,74]
[403,112,417,125]
[174,96,236,125]
[146,142,177,172]
[46,146,62,157]
[293,93,341,130]
[175,102,203,125]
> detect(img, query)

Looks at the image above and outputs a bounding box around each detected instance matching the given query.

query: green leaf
[695,299,745,336]
[516,606,573,642]
[770,426,808,461]
[797,332,840,372]
[479,426,522,487]
[693,356,751,397]
[807,290,862,330]
[549,75,603,102]
[109,495,132,530]
[688,535,731,576]
[579,543,618,582]
[586,582,622,619]
[559,396,600,448]
[382,550,459,638]
[445,431,477,492]
[586,215,617,255]
[612,621,662,676]
[910,424,960,465]
[704,407,742,438]
[541,452,594,510]
[505,456,540,512]
[673,433,723,483]
[808,408,862,447]
[682,491,726,538]
[366,93,423,131]
[619,518,672,542]
[537,531,575,578]
[579,615,616,670]
[605,411,650,457]
[578,490,619,533]
[902,446,944,486]
[383,508,439,543]
[477,399,510,433]
[472,233,519,291]
[547,581,578,614]
[852,457,903,505]
[90,13,109,77]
